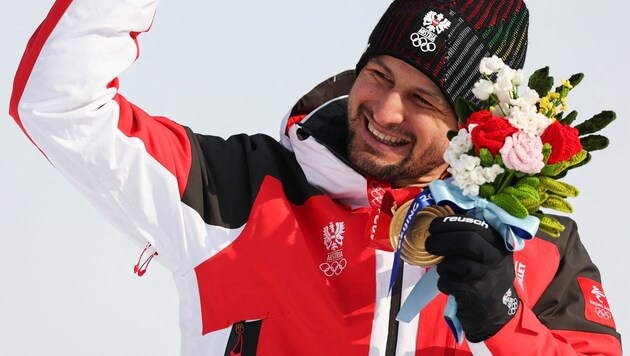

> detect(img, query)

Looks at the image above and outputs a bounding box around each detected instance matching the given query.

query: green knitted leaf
[568,73,585,87]
[533,213,565,238]
[493,172,505,191]
[554,111,564,122]
[555,73,584,93]
[540,176,579,197]
[516,176,540,190]
[487,94,500,108]
[528,67,554,98]
[522,184,541,199]
[479,148,494,167]
[447,130,458,140]
[541,161,569,176]
[490,192,529,218]
[505,185,541,213]
[455,98,472,125]
[494,153,505,167]
[568,152,591,170]
[559,110,578,126]
[555,85,570,99]
[493,169,519,194]
[541,194,574,213]
[479,183,495,199]
[580,135,610,152]
[504,184,540,201]
[521,198,541,213]
[542,143,552,164]
[455,98,476,126]
[574,111,616,135]
[567,149,588,167]
[538,192,550,202]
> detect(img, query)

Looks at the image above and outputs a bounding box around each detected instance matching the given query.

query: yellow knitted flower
[561,79,573,89]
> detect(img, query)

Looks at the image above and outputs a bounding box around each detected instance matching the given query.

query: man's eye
[415,94,432,107]
[371,69,391,82]
[414,94,426,103]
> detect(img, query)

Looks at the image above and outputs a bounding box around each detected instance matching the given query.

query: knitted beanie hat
[356,0,529,108]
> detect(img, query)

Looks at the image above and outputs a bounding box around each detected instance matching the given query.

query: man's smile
[366,121,409,147]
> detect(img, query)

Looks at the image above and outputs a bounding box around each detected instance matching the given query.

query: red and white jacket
[10,0,622,355]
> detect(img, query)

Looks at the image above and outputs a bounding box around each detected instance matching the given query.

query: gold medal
[389,201,454,267]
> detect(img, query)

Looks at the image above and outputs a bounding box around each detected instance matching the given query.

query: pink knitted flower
[499,132,544,174]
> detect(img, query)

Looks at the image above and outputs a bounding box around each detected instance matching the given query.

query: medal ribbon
[396,251,464,343]
[388,189,435,293]
[396,178,541,343]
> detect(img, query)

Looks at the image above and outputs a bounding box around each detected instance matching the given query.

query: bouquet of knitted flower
[444,56,615,237]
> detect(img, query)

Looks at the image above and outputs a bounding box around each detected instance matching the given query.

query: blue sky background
[1,1,628,354]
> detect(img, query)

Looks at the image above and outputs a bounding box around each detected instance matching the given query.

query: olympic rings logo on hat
[410,33,436,52]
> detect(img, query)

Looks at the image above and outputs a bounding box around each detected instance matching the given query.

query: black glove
[425,215,519,342]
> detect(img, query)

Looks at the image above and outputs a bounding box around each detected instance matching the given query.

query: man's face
[347,55,458,188]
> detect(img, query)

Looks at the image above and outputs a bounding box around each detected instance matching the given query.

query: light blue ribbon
[389,190,435,294]
[397,268,463,343]
[428,178,540,252]
[396,178,540,343]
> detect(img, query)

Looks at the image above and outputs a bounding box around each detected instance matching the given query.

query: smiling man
[10,0,621,355]
[347,55,457,187]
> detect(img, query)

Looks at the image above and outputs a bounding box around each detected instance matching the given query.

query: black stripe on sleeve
[181,129,321,229]
[532,216,621,341]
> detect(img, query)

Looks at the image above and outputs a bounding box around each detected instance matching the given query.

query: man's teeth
[368,123,405,145]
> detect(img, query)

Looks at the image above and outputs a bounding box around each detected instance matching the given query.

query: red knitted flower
[465,110,519,156]
[541,121,583,164]
[462,110,493,129]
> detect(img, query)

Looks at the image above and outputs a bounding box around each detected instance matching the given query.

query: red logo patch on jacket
[577,277,616,329]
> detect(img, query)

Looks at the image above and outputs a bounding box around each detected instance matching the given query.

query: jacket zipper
[224,320,262,356]
[385,264,404,356]
[229,321,245,356]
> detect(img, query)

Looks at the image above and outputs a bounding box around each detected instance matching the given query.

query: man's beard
[346,104,448,183]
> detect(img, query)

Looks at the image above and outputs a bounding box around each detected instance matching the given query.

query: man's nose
[373,91,404,126]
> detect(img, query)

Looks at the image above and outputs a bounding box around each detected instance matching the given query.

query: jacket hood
[279,70,374,209]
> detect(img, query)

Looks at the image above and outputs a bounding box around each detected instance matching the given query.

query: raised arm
[10,0,200,273]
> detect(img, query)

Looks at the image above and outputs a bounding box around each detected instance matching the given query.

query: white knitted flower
[453,153,480,172]
[472,79,495,100]
[462,184,480,196]
[451,166,485,196]
[449,128,473,155]
[512,69,525,86]
[510,89,539,111]
[483,164,505,182]
[479,55,505,75]
[446,152,505,197]
[493,67,525,107]
[497,66,517,85]
[521,88,540,107]
[492,102,510,117]
[494,85,512,104]
[508,106,552,136]
[444,128,474,175]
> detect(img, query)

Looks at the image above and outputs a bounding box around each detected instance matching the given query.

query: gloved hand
[425,215,520,342]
